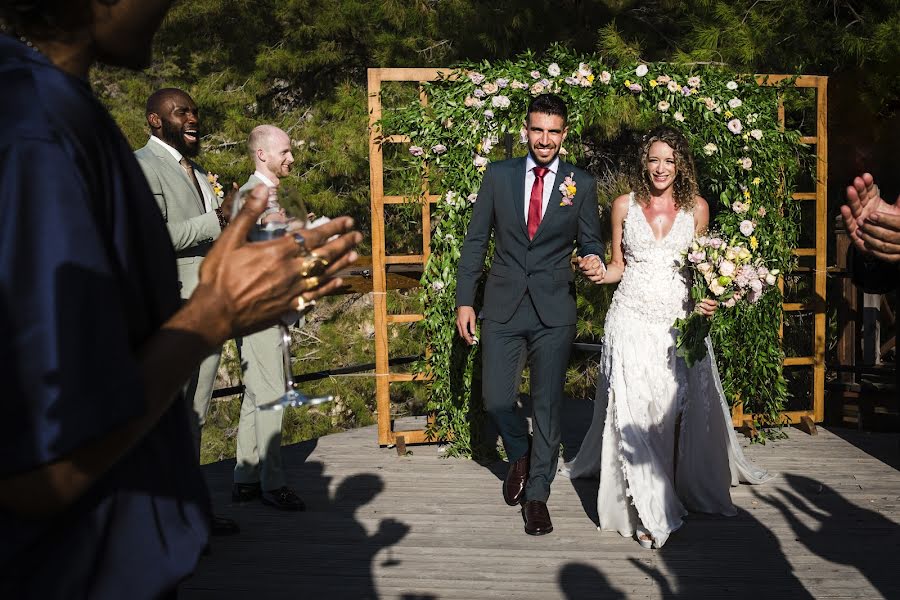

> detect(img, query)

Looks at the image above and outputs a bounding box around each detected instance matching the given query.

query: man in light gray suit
[230,125,306,511]
[135,88,240,533]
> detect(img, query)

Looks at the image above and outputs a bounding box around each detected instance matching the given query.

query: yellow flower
[566,184,577,196]
[624,79,632,87]
[724,110,733,118]
[749,236,759,250]
[649,79,658,88]
[752,177,761,186]
[587,74,595,82]
[743,189,751,199]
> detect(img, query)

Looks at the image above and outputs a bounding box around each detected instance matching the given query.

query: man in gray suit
[229,125,305,511]
[135,88,239,533]
[456,94,604,536]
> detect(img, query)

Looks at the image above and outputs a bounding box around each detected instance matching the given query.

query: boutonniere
[559,172,576,206]
[207,172,225,199]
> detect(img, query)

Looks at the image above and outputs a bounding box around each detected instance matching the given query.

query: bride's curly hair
[631,126,699,211]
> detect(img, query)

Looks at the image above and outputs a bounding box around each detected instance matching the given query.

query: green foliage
[384,47,809,455]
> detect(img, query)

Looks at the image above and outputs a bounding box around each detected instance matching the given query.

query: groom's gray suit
[456,156,603,503]
[135,137,224,456]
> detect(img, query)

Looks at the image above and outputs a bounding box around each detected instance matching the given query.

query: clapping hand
[842,173,900,264]
[196,185,362,343]
[578,254,607,283]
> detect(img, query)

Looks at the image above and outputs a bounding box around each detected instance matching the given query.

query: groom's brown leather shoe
[523,500,553,536]
[503,454,530,506]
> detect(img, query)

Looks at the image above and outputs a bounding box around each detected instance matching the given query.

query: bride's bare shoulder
[611,194,632,212]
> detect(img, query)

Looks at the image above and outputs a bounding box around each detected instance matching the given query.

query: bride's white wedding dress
[560,193,773,548]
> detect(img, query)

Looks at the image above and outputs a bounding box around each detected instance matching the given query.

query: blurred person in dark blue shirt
[0,1,361,597]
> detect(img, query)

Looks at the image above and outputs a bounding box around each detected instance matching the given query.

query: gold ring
[296,296,316,314]
[309,250,329,267]
[301,276,321,291]
[299,254,329,277]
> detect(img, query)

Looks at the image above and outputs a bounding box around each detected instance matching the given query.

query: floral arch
[375,47,816,456]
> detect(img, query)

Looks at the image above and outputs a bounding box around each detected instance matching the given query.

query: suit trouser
[188,327,285,490]
[233,325,286,490]
[481,293,575,503]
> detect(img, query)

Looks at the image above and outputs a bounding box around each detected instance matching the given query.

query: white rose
[548,63,561,77]
[728,97,743,109]
[765,273,777,286]
[674,111,685,122]
[635,64,649,77]
[657,100,670,112]
[726,80,738,90]
[740,219,755,236]
[491,94,510,108]
[719,260,736,277]
[599,70,611,84]
[667,80,680,93]
[750,129,763,140]
[467,193,478,203]
[577,62,592,77]
[482,82,498,95]
[709,281,726,296]
[473,155,488,168]
[703,143,718,155]
[740,157,753,170]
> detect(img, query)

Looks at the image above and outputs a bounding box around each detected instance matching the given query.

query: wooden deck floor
[184,400,900,600]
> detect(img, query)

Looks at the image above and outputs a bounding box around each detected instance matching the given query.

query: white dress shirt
[149,135,213,213]
[252,170,277,189]
[523,154,559,222]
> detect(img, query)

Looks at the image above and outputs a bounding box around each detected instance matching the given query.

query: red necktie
[527,166,548,240]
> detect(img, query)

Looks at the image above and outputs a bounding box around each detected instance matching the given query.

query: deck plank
[183,411,900,600]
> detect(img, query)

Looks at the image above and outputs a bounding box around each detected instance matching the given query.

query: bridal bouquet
[675,233,779,367]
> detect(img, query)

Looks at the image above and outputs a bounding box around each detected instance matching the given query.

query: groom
[456,94,604,535]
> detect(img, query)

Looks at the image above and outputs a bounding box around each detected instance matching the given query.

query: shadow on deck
[184,398,900,600]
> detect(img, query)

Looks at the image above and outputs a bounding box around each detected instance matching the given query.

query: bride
[567,126,774,549]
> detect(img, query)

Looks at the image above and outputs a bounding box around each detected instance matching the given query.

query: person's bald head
[145,88,200,157]
[249,125,294,181]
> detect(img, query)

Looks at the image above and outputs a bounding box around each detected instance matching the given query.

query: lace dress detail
[560,193,774,547]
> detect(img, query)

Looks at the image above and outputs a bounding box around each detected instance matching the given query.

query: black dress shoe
[523,500,553,536]
[211,514,240,536]
[261,486,306,511]
[503,454,530,506]
[232,482,262,503]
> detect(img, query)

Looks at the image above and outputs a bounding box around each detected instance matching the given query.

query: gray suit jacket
[135,139,222,298]
[456,157,604,327]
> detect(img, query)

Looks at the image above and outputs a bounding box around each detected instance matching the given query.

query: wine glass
[231,183,334,412]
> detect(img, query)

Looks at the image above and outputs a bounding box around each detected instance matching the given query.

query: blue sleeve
[0,138,147,476]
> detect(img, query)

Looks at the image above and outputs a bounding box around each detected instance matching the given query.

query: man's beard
[160,119,199,158]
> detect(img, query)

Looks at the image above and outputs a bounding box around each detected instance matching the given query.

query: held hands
[456,306,478,346]
[695,298,718,317]
[195,185,362,344]
[842,173,900,264]
[578,254,607,283]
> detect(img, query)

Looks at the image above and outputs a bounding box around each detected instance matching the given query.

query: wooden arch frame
[368,68,827,446]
